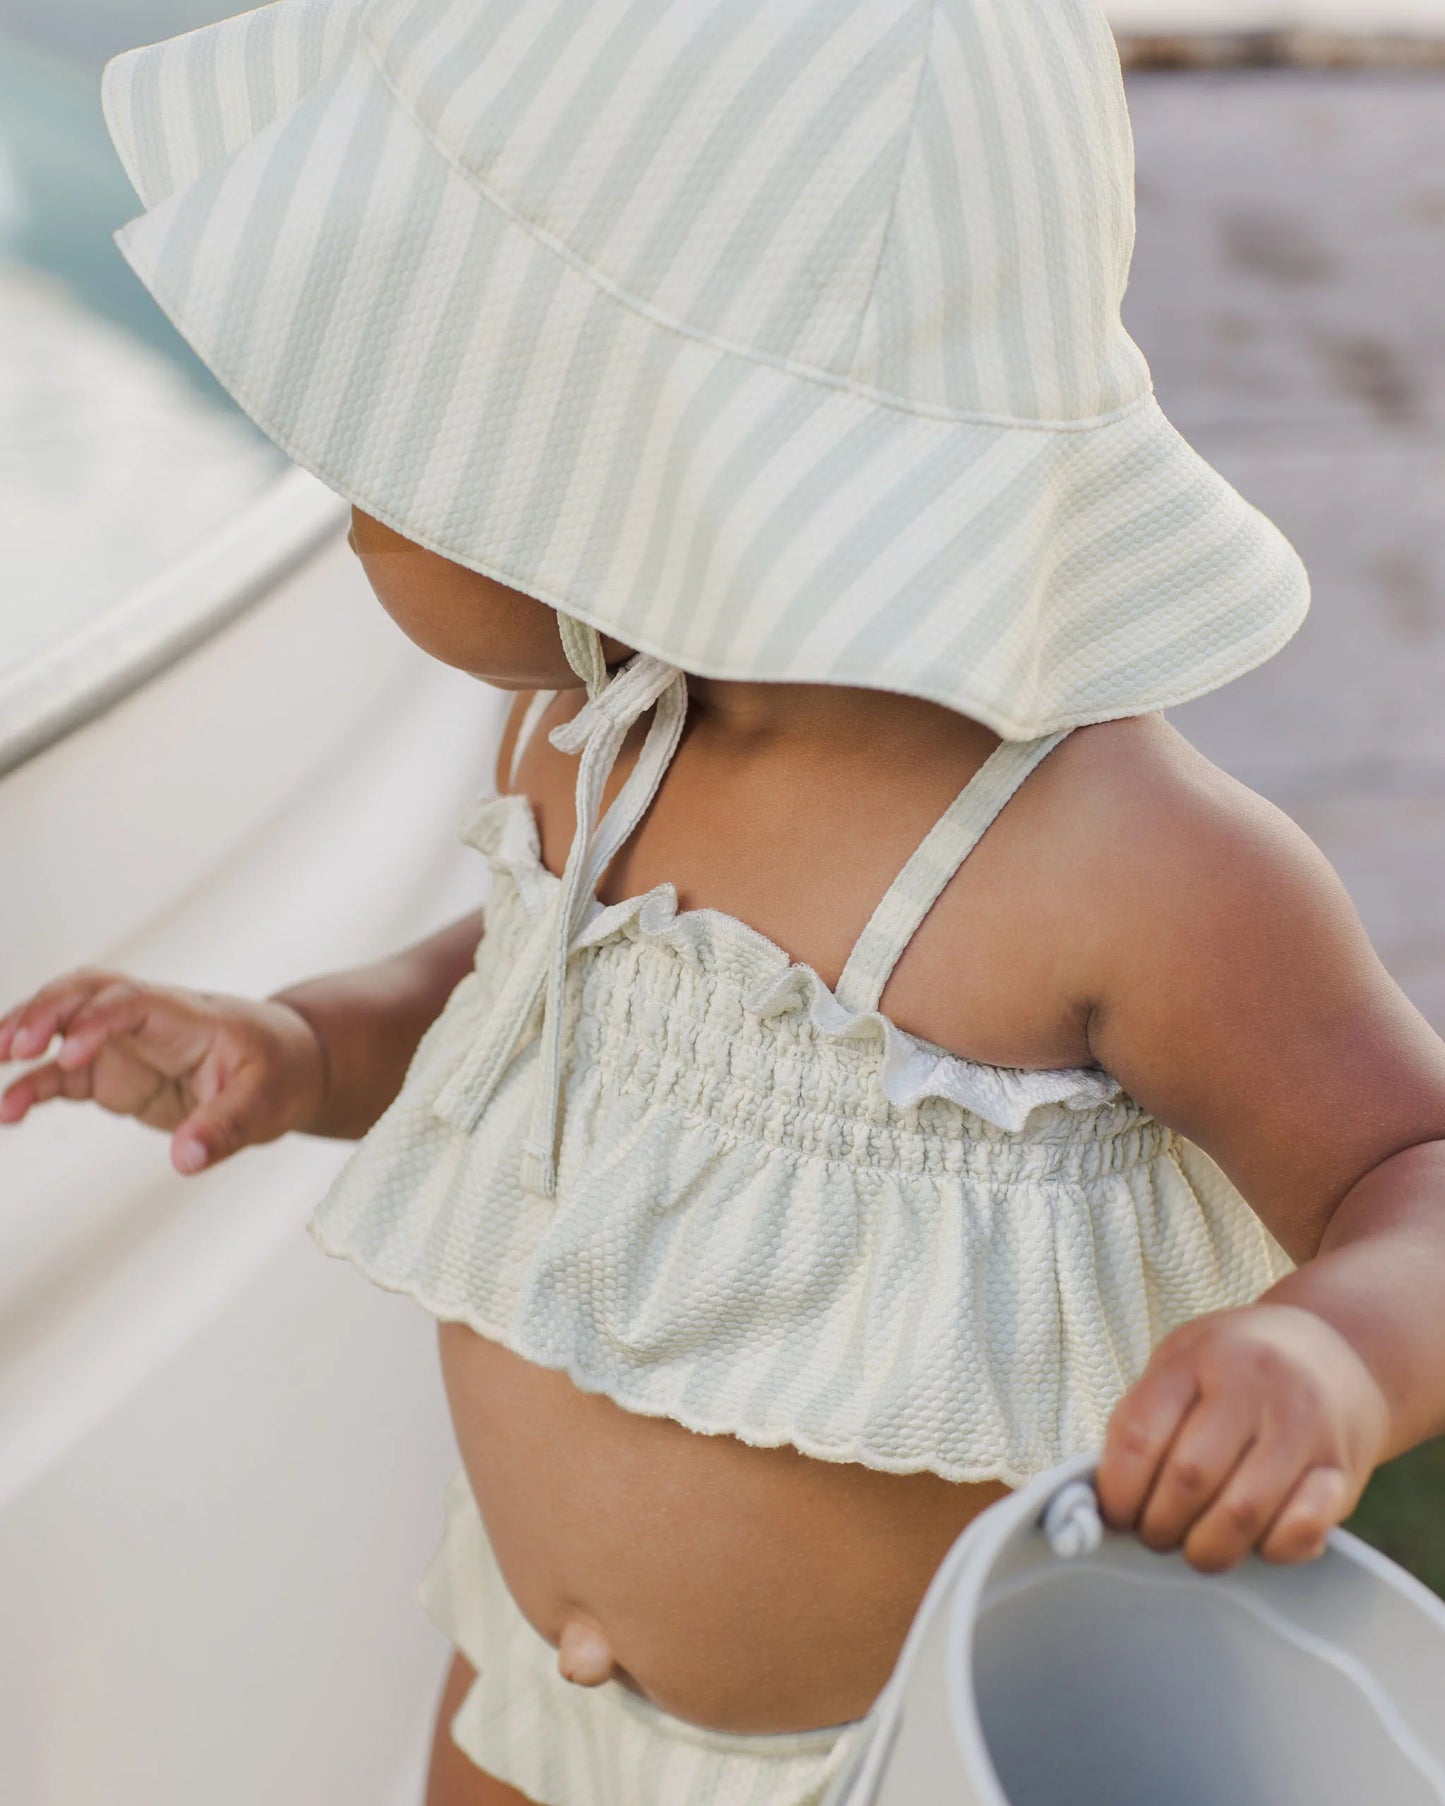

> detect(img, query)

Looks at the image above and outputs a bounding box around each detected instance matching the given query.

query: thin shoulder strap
[507,689,556,790]
[833,729,1072,1016]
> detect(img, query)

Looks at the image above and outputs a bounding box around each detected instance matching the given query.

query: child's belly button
[437,1322,1007,1734]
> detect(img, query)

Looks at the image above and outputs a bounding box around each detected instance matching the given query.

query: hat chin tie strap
[557,614,609,699]
[431,624,686,1198]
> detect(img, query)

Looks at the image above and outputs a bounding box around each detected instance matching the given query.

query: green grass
[1346,1437,1445,1599]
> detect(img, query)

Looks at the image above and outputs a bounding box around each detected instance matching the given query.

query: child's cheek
[356,545,579,689]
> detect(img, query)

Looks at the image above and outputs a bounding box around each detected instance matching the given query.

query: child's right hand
[0,969,327,1175]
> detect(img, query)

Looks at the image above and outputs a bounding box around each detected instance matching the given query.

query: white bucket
[829,1454,1445,1806]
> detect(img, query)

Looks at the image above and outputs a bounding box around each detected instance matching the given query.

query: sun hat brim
[101,0,1309,740]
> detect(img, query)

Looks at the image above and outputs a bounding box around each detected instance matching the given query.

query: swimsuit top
[308,655,1292,1487]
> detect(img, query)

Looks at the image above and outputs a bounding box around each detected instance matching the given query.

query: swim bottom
[417,1467,877,1806]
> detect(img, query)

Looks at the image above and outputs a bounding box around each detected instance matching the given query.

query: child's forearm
[268,909,485,1140]
[1263,1138,1445,1457]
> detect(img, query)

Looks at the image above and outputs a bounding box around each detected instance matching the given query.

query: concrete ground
[1125,68,1445,1028]
[1122,67,1445,1577]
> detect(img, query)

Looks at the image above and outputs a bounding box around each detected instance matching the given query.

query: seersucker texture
[309,787,1294,1488]
[99,0,1310,737]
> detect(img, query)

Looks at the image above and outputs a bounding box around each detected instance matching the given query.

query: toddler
[6,3,1445,1802]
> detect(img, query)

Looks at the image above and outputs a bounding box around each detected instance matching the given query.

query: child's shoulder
[827,710,1348,1076]
[1044,710,1280,839]
[908,707,1369,1079]
[1041,714,1445,1251]
[1036,712,1346,953]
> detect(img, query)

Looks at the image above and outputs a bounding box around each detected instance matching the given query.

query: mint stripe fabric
[307,788,1294,1492]
[100,0,1309,739]
[834,729,1071,1014]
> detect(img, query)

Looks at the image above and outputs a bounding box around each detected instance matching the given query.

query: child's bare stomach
[438,1321,1009,1735]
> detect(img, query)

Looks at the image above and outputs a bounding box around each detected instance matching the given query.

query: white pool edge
[0,467,346,778]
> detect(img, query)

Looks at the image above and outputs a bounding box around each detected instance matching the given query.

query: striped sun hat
[101,0,1309,739]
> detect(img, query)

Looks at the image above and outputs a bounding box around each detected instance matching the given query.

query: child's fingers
[0,970,121,1062]
[1179,1434,1318,1572]
[1259,1466,1353,1566]
[1096,1360,1200,1530]
[171,1068,268,1173]
[51,984,165,1071]
[0,1057,91,1123]
[1134,1404,1255,1554]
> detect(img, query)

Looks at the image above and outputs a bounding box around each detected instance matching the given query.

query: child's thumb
[171,1097,253,1175]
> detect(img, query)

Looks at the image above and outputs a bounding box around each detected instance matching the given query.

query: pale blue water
[0,19,284,677]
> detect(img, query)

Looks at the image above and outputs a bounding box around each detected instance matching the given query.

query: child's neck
[683,675,1000,769]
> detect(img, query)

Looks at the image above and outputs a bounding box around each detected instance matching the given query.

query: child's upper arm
[1079,736,1445,1262]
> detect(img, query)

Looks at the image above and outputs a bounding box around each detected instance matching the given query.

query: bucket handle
[1041,1477,1105,1559]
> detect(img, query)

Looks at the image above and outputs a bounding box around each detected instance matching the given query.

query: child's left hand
[1095,1303,1390,1574]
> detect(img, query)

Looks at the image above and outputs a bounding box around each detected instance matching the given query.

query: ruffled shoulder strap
[833,730,1072,1015]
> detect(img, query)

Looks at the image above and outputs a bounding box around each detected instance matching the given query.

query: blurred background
[0,3,1441,1804]
[1111,0,1445,1602]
